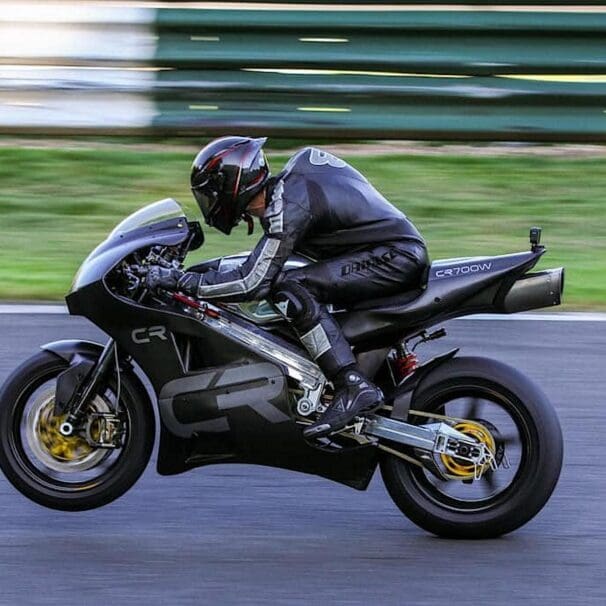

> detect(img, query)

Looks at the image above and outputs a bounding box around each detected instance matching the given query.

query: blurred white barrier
[0,66,157,92]
[0,90,156,128]
[0,22,156,62]
[0,3,154,24]
[0,2,157,129]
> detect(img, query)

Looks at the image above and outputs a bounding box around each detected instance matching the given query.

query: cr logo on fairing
[435,262,492,278]
[131,326,168,344]
[158,363,289,438]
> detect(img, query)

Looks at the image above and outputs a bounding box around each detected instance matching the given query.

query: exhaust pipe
[502,268,564,313]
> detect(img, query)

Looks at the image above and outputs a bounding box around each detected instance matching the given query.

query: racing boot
[303,370,383,439]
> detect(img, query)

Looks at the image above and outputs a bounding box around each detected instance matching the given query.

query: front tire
[381,356,563,538]
[0,350,155,511]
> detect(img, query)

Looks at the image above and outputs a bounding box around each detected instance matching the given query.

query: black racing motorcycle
[0,199,564,538]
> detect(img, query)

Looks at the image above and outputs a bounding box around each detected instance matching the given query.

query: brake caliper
[85,413,125,449]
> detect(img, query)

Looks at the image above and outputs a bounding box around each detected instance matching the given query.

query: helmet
[190,136,270,235]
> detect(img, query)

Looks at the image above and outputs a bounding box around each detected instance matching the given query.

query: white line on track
[458,312,606,323]
[0,304,67,314]
[1,305,606,322]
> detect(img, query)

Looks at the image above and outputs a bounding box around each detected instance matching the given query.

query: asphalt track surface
[0,313,604,605]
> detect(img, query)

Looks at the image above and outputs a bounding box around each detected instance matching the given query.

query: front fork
[58,339,116,437]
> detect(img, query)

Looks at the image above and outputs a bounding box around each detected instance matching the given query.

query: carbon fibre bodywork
[61,200,562,487]
[339,251,550,350]
[65,279,377,486]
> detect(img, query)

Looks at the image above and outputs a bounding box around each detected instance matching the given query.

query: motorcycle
[0,199,564,538]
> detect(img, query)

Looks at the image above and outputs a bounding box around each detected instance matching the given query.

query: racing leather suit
[188,147,429,381]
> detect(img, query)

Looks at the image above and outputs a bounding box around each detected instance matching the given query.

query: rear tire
[381,356,563,538]
[0,350,155,511]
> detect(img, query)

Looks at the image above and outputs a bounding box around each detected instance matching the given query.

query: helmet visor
[192,185,218,224]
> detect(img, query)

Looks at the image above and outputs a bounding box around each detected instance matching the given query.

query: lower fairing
[156,417,378,491]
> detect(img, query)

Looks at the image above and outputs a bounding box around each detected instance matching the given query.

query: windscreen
[109,199,185,239]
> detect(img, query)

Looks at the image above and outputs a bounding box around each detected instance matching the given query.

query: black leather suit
[193,147,429,380]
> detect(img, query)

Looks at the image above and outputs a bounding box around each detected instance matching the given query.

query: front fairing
[70,199,190,292]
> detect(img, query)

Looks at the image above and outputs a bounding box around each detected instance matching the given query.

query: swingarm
[360,414,497,481]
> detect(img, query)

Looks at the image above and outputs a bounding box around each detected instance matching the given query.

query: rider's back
[277,147,424,259]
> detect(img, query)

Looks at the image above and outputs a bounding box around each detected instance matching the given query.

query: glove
[176,272,201,296]
[145,266,183,292]
[146,266,202,296]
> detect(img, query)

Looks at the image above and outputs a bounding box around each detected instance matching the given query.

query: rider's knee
[270,275,318,326]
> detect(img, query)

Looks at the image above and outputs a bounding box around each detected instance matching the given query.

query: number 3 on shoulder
[309,148,346,168]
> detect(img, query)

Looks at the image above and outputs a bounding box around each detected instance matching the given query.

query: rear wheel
[381,357,563,538]
[0,350,154,511]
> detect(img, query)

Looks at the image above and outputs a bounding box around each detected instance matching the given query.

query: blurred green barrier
[151,71,606,141]
[151,6,606,140]
[2,4,606,140]
[155,8,606,75]
[157,8,606,34]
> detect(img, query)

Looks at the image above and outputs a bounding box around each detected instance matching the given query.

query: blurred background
[0,0,605,307]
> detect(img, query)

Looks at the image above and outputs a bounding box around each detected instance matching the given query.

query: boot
[303,370,383,439]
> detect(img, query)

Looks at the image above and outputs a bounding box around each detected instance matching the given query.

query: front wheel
[0,350,155,511]
[381,356,563,538]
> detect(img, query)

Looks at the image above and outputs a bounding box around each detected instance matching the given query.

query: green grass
[0,147,603,308]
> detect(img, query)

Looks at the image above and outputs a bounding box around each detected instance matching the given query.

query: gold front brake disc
[25,390,112,473]
[36,401,101,463]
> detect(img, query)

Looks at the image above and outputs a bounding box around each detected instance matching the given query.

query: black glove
[176,272,201,296]
[145,266,183,292]
[146,266,201,296]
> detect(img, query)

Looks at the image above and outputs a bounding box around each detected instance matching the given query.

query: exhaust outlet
[502,268,564,313]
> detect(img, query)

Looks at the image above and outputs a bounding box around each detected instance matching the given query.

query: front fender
[41,339,105,364]
[42,340,105,412]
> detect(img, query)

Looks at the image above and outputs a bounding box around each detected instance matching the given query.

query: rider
[147,136,429,438]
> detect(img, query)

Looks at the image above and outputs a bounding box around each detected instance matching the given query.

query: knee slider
[272,289,304,321]
[271,278,318,326]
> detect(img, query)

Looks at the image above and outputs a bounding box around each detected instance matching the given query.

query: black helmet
[190,136,270,235]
